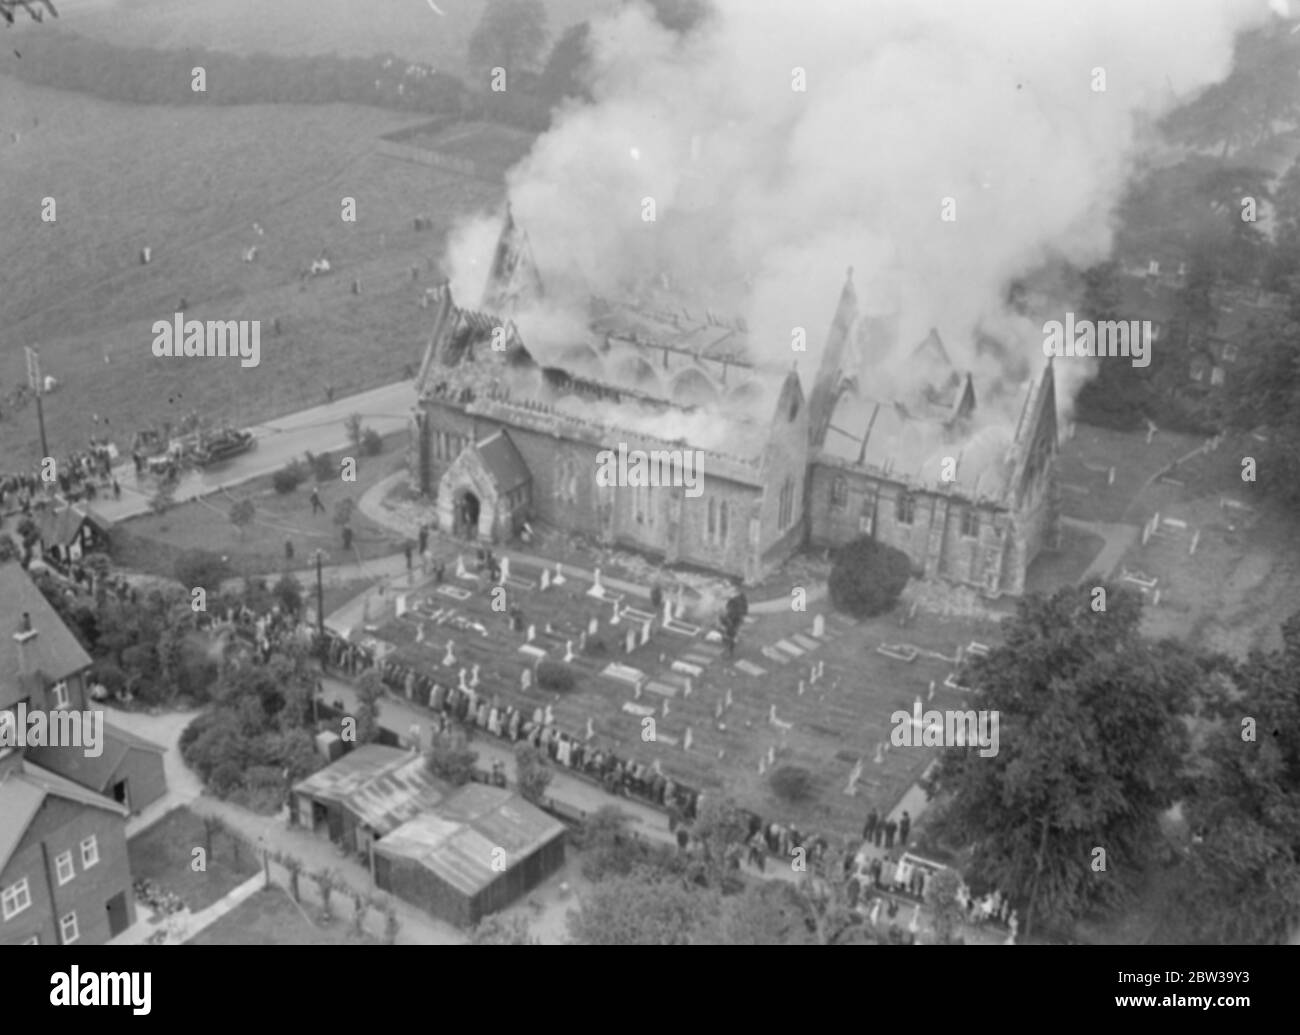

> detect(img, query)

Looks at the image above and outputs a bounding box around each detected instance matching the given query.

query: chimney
[14,612,37,675]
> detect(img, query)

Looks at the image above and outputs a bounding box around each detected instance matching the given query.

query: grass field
[188,885,374,945]
[0,78,507,466]
[127,806,260,912]
[23,0,615,78]
[110,437,410,580]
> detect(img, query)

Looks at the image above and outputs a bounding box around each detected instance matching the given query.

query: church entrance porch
[455,490,482,540]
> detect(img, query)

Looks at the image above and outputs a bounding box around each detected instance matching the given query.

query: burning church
[407,210,1060,596]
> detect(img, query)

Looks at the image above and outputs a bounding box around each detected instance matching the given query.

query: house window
[961,508,979,538]
[896,493,916,525]
[778,478,794,530]
[55,852,75,886]
[2,878,32,920]
[81,836,99,869]
[60,912,79,945]
[830,477,847,509]
[51,681,69,709]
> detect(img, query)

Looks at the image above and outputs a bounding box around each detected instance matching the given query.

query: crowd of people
[1,439,120,515]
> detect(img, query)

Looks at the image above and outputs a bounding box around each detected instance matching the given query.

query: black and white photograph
[0,0,1294,1004]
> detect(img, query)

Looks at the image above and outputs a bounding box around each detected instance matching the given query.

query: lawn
[188,885,375,946]
[108,435,410,580]
[54,0,615,80]
[0,78,504,468]
[127,806,260,913]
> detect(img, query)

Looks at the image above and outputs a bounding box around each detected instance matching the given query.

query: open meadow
[0,78,508,465]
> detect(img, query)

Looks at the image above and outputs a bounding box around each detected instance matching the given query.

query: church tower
[808,267,859,447]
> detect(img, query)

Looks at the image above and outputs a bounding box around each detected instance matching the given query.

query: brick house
[0,562,166,814]
[0,753,134,945]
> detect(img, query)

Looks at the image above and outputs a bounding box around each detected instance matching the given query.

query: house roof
[0,563,93,710]
[473,429,531,494]
[375,783,566,898]
[0,758,129,873]
[22,721,165,795]
[292,744,447,837]
[33,504,98,549]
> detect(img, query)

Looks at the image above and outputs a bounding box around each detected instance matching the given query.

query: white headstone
[662,597,673,625]
[817,660,826,679]
[715,700,724,719]
[798,679,806,696]
[458,668,469,691]
[683,677,691,697]
[553,563,566,585]
[809,663,818,685]
[625,626,637,654]
[585,716,595,741]
[395,594,409,617]
[544,704,554,726]
[416,623,425,643]
[588,568,605,598]
[587,616,599,636]
[540,568,551,591]
[675,585,685,618]
[564,640,575,662]
[766,744,776,766]
[470,664,481,688]
[610,599,621,625]
[456,554,468,578]
[758,756,766,776]
[874,742,883,764]
[545,621,554,635]
[725,687,733,709]
[813,614,825,638]
[640,621,651,646]
[684,727,693,751]
[521,668,532,691]
[443,640,456,667]
[527,624,536,643]
[498,556,510,584]
[662,698,670,717]
[578,631,587,652]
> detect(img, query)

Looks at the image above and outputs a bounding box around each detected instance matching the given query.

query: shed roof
[23,721,165,795]
[292,744,447,836]
[375,783,565,898]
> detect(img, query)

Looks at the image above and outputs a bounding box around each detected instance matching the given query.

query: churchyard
[350,551,1003,842]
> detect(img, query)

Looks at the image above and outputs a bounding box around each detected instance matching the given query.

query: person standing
[898,810,911,848]
[285,539,294,562]
[404,541,413,571]
[863,809,879,843]
[883,818,897,849]
[342,525,353,551]
[310,487,324,515]
[418,524,428,555]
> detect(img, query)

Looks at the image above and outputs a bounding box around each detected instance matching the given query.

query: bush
[175,550,232,595]
[536,659,577,693]
[828,536,912,618]
[210,760,245,796]
[273,463,306,494]
[361,427,384,456]
[769,765,815,802]
[305,450,335,482]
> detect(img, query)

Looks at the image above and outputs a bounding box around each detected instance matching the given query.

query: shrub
[361,427,384,456]
[210,760,245,796]
[536,659,577,692]
[175,550,232,595]
[828,536,912,618]
[273,463,305,494]
[769,765,815,802]
[305,450,335,482]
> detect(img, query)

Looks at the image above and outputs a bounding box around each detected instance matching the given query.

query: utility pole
[25,347,49,461]
[315,549,326,649]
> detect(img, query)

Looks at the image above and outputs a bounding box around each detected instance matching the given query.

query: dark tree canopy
[468,0,549,75]
[828,536,912,618]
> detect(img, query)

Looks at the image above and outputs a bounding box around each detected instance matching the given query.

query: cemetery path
[1060,516,1140,581]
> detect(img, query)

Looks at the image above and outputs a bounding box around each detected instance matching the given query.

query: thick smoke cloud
[449,0,1268,429]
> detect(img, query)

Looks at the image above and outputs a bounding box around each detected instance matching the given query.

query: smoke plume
[448,0,1269,428]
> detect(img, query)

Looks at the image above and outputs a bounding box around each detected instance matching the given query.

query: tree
[634,0,710,34]
[467,0,548,75]
[229,498,255,539]
[718,879,817,945]
[535,658,577,692]
[575,805,679,881]
[514,742,552,805]
[273,574,303,617]
[353,670,384,745]
[566,871,720,945]
[425,726,479,786]
[470,913,539,945]
[928,585,1191,940]
[361,427,383,457]
[769,764,814,803]
[149,482,175,515]
[333,497,354,529]
[1225,317,1300,511]
[175,550,231,595]
[344,413,363,454]
[828,536,912,618]
[1169,612,1300,944]
[691,795,749,890]
[924,868,966,945]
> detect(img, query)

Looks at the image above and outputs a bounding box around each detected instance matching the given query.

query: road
[86,380,417,523]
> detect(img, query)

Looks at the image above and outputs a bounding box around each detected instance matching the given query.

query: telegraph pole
[25,347,49,461]
[315,550,326,645]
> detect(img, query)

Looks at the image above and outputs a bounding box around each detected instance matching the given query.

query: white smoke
[448,0,1270,425]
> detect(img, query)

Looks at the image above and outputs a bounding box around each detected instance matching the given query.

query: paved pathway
[86,381,416,524]
[1061,516,1141,581]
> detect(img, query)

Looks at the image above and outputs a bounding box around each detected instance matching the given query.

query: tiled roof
[0,759,128,872]
[23,721,165,795]
[473,429,531,494]
[0,563,93,710]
